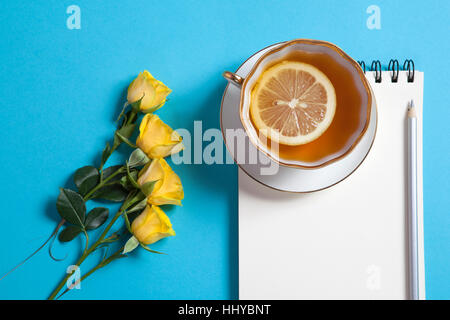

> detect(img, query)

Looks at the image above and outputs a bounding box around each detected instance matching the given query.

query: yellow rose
[127,71,172,113]
[136,114,184,158]
[138,158,184,206]
[131,205,175,245]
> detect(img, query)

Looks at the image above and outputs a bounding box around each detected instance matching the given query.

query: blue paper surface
[0,0,448,299]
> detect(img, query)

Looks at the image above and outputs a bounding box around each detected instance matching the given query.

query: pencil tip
[408,100,416,117]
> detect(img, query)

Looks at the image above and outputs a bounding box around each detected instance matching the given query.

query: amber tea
[249,49,369,167]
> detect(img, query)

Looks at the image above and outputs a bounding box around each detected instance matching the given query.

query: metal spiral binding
[403,59,415,82]
[357,61,366,73]
[357,59,415,83]
[388,59,399,83]
[371,60,382,83]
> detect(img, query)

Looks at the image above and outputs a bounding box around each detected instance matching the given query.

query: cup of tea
[223,39,373,169]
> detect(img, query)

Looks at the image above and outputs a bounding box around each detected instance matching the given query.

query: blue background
[0,0,449,299]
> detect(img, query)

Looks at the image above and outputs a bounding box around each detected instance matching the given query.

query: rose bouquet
[42,71,184,299]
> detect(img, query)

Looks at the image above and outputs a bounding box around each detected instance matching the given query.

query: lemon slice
[250,61,336,146]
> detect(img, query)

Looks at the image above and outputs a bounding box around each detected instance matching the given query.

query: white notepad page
[239,71,425,299]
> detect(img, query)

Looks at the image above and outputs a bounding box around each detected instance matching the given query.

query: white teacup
[223,39,373,169]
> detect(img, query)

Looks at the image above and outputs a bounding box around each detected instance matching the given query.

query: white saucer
[220,44,377,193]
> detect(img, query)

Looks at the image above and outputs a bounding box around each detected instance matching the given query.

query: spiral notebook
[238,60,425,299]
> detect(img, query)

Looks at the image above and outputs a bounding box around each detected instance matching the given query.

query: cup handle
[222,71,244,88]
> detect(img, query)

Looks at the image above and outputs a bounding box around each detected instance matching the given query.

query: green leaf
[74,166,99,196]
[102,165,125,181]
[128,148,150,168]
[56,188,86,227]
[115,131,137,148]
[119,123,136,139]
[123,236,139,254]
[58,225,82,242]
[113,123,136,148]
[127,197,147,214]
[129,188,147,203]
[140,243,165,254]
[123,109,138,125]
[85,207,109,230]
[122,192,147,222]
[141,180,157,196]
[101,143,112,167]
[120,170,139,191]
[123,190,147,219]
[92,185,128,202]
[126,161,141,189]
